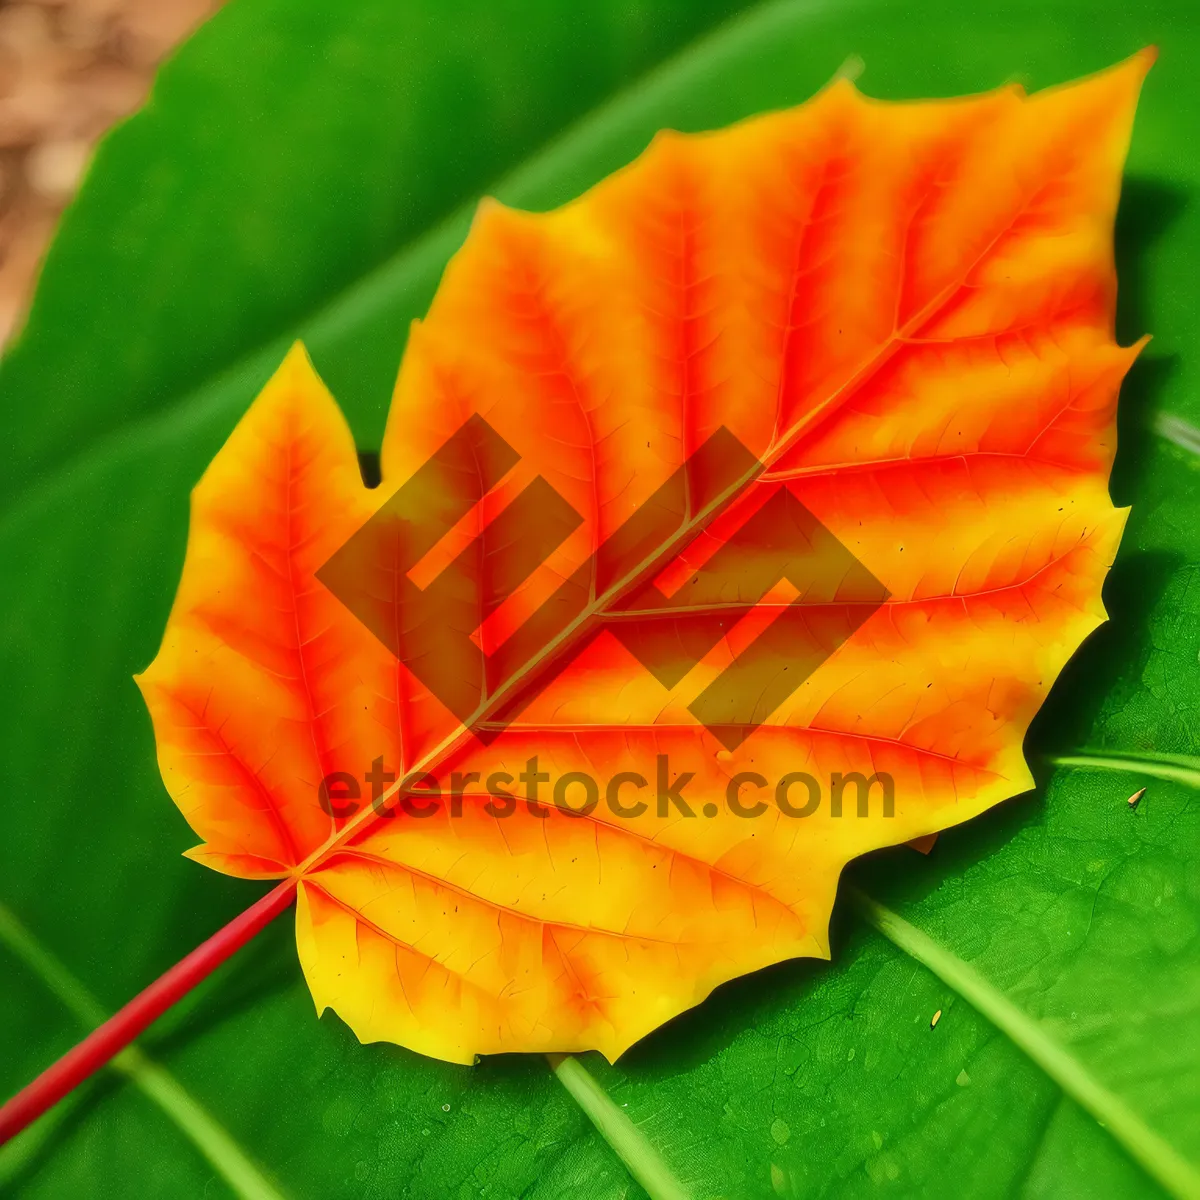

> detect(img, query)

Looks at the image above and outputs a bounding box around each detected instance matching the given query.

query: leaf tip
[1133,44,1159,75]
[471,194,510,231]
[272,338,326,394]
[281,338,314,367]
[131,666,158,704]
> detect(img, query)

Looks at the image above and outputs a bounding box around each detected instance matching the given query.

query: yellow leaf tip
[472,195,512,229]
[276,339,315,379]
[1134,44,1159,74]
[1106,45,1158,99]
[1094,45,1157,85]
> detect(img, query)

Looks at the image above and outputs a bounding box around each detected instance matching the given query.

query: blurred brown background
[0,0,221,344]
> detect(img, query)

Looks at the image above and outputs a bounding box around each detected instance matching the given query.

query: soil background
[0,0,221,344]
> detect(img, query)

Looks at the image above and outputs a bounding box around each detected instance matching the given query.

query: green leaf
[2,1,1197,1198]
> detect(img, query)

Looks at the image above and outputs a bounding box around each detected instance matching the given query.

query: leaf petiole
[0,879,297,1147]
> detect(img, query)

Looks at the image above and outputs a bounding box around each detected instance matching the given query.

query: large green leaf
[1,1,1197,1197]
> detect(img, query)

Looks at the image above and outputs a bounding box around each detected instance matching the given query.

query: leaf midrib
[1050,751,1200,790]
[852,888,1200,1200]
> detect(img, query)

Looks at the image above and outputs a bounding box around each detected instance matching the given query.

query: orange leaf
[138,52,1151,1064]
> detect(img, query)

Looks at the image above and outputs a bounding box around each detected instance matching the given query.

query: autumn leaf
[135,51,1151,1066]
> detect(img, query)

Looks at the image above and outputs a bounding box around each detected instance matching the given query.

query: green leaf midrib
[549,1055,691,1200]
[851,888,1200,1200]
[0,0,803,531]
[1049,751,1200,790]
